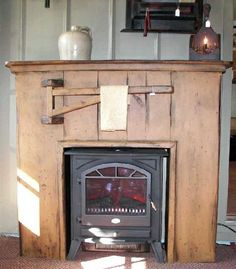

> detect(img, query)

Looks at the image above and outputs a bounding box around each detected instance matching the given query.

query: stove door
[81,163,151,227]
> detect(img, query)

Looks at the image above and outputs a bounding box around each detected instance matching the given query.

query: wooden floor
[227,161,236,216]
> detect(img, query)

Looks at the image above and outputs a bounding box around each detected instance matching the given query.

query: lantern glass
[191,26,219,53]
[189,3,220,60]
[189,25,220,60]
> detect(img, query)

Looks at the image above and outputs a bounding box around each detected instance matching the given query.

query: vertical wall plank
[108,0,115,59]
[24,0,66,60]
[146,71,171,85]
[127,94,147,140]
[63,96,99,140]
[98,71,128,85]
[64,71,98,88]
[63,71,98,140]
[171,71,221,262]
[16,71,64,258]
[167,143,177,263]
[128,71,146,86]
[70,0,109,60]
[146,94,171,140]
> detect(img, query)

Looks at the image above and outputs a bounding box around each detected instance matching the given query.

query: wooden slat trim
[167,144,177,263]
[46,86,53,117]
[6,60,232,74]
[58,139,176,149]
[53,87,100,96]
[57,143,66,259]
[52,96,100,117]
[52,85,173,96]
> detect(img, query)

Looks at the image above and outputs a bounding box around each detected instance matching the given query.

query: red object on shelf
[143,8,151,37]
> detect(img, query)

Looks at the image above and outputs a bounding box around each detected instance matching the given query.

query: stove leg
[151,241,165,263]
[67,239,82,260]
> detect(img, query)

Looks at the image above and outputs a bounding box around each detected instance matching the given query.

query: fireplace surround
[65,147,169,261]
[6,60,230,263]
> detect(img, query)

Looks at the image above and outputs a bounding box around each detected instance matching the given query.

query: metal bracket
[41,79,100,125]
[41,78,173,125]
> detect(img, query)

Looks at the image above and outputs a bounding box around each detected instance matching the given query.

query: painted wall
[232,88,236,116]
[0,0,21,234]
[0,0,235,240]
[232,0,236,117]
[217,0,236,241]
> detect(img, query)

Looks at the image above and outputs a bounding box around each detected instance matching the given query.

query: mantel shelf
[6,60,231,73]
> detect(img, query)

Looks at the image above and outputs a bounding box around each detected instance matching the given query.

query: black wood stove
[65,147,169,262]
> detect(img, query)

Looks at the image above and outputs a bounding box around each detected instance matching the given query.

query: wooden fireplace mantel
[6,59,230,73]
[6,60,231,263]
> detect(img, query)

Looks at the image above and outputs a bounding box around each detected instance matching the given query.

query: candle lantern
[189,4,220,60]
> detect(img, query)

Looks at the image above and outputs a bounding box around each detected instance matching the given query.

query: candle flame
[204,36,208,45]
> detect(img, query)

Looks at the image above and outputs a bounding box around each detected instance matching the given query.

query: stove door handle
[149,195,158,212]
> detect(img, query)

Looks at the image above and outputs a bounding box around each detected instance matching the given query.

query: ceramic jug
[58,26,92,60]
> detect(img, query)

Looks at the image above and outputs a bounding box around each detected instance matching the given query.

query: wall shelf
[122,0,203,34]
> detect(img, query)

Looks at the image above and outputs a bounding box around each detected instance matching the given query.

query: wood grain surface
[7,61,228,262]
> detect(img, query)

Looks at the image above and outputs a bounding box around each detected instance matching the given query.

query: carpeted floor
[0,237,236,269]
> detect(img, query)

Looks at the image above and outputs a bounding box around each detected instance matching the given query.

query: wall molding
[19,0,26,60]
[63,0,71,32]
[108,0,115,59]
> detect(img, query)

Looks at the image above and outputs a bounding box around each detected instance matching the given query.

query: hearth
[65,147,169,262]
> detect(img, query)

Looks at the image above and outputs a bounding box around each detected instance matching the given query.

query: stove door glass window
[84,164,149,216]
